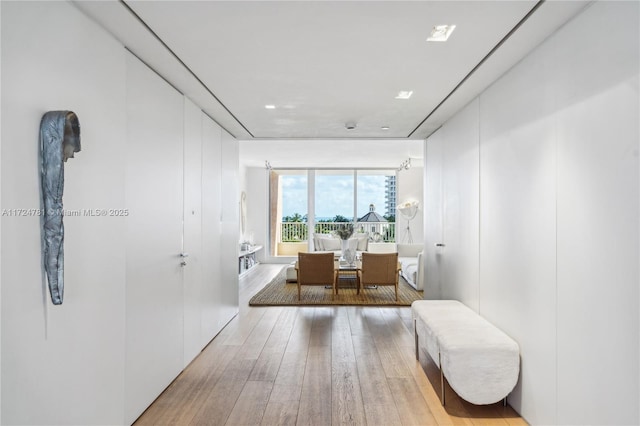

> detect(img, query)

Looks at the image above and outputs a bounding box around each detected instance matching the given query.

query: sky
[281,174,392,219]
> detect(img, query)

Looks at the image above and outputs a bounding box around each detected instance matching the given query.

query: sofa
[312,232,369,255]
[368,243,424,291]
[286,238,425,291]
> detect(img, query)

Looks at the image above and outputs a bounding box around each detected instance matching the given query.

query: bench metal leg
[414,319,419,360]
[439,352,445,406]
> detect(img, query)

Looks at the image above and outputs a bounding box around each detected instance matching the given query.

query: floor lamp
[397,201,419,244]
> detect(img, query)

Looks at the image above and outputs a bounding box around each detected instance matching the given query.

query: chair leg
[297,282,301,301]
[334,276,338,296]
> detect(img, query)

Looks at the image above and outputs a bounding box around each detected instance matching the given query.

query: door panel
[124,52,184,423]
[441,100,480,310]
[424,132,443,299]
[201,114,224,344]
[182,98,203,366]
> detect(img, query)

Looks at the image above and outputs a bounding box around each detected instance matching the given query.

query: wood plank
[332,307,356,364]
[418,347,477,426]
[308,307,333,347]
[387,376,439,425]
[397,345,457,426]
[362,308,412,378]
[225,380,273,425]
[380,306,416,349]
[332,361,367,425]
[269,310,311,403]
[249,307,297,382]
[189,358,256,425]
[133,343,241,425]
[240,306,283,360]
[297,345,332,425]
[261,401,300,426]
[352,335,403,425]
[346,306,371,337]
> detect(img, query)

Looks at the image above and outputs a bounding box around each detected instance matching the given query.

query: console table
[239,245,263,276]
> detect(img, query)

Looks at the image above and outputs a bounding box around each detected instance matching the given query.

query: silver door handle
[435,243,445,247]
[180,253,189,258]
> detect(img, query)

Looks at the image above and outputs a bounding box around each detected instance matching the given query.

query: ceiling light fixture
[265,104,276,109]
[427,25,456,42]
[395,91,413,100]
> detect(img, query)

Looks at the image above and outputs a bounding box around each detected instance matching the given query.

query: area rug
[249,266,423,306]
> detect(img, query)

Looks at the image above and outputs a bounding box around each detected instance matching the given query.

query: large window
[357,170,396,242]
[269,170,307,256]
[270,169,396,257]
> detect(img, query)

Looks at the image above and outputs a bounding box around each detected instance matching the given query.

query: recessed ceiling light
[381,126,390,130]
[395,91,413,100]
[265,104,276,109]
[427,25,456,42]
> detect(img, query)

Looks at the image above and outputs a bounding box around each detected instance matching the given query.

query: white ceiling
[74,0,589,168]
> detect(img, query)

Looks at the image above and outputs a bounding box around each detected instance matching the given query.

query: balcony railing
[280,222,396,243]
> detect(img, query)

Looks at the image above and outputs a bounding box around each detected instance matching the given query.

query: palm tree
[332,214,350,223]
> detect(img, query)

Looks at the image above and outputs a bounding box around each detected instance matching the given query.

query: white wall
[425,2,639,424]
[440,100,481,310]
[124,51,186,423]
[1,1,127,424]
[1,2,239,424]
[396,166,424,244]
[478,44,558,422]
[243,166,270,262]
[424,132,443,299]
[183,98,204,366]
[1,2,4,421]
[220,130,241,312]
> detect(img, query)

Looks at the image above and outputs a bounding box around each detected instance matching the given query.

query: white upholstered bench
[411,300,520,406]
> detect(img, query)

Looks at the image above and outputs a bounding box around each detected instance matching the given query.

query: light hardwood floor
[134,264,527,426]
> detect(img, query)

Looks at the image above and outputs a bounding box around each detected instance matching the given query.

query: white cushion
[368,243,397,253]
[314,233,340,251]
[322,237,341,251]
[397,243,423,257]
[352,233,369,251]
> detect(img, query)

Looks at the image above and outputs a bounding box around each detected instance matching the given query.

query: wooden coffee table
[335,260,361,294]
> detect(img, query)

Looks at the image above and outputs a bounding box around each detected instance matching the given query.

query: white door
[124,52,185,423]
[440,101,480,309]
[424,132,444,299]
[182,98,203,366]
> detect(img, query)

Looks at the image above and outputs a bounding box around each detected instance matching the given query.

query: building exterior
[384,175,396,217]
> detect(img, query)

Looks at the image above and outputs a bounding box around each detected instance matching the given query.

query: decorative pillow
[352,232,369,251]
[347,237,358,251]
[322,237,341,251]
[313,233,325,251]
[357,236,368,251]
